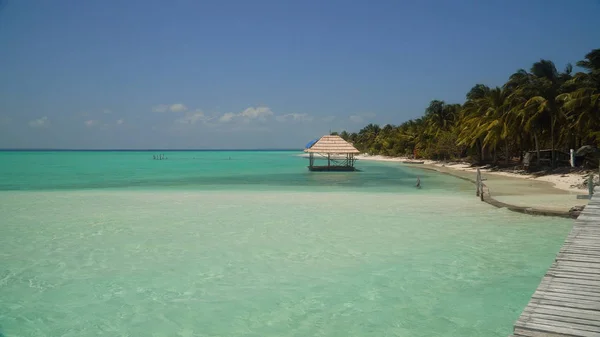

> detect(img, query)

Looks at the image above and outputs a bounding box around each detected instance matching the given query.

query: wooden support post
[589,174,594,197]
[480,181,484,201]
[476,169,481,197]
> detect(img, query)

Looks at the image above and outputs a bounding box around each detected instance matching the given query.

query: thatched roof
[304,135,360,154]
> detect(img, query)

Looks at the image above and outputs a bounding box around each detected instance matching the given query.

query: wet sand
[419,163,587,214]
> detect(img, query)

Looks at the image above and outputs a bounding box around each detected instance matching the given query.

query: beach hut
[304,135,360,171]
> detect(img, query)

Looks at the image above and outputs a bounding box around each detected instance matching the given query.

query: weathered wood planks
[511,195,600,337]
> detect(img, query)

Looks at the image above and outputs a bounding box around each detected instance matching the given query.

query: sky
[0,0,599,149]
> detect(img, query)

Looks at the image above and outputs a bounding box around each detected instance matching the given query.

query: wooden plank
[514,321,600,337]
[520,312,600,328]
[547,270,600,280]
[513,327,583,337]
[562,242,600,247]
[550,263,600,273]
[562,245,600,250]
[556,254,600,264]
[533,290,600,303]
[552,264,600,273]
[537,286,600,297]
[517,317,600,333]
[561,243,600,249]
[559,245,598,251]
[539,279,600,293]
[535,287,600,301]
[560,250,600,257]
[564,230,600,235]
[555,276,599,287]
[529,298,600,311]
[523,306,600,323]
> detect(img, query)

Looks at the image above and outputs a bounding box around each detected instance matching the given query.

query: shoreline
[355,154,591,193]
[354,154,592,218]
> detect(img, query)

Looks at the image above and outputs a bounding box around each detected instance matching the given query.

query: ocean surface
[0,151,571,337]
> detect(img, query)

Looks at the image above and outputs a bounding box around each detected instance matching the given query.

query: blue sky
[0,0,599,149]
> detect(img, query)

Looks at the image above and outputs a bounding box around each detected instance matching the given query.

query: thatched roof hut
[304,135,359,171]
[304,135,360,154]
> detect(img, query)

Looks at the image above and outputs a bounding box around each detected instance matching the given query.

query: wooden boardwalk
[510,195,600,337]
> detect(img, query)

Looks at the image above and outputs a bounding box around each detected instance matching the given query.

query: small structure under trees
[304,135,360,171]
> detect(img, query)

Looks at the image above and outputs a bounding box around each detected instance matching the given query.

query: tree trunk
[505,141,510,166]
[476,139,483,164]
[534,132,541,167]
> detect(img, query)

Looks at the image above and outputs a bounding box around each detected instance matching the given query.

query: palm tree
[338,48,599,166]
[521,60,572,167]
[457,85,492,162]
[458,85,515,164]
[557,49,600,147]
[424,100,459,137]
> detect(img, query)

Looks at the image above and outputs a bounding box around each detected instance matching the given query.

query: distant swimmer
[416,177,421,189]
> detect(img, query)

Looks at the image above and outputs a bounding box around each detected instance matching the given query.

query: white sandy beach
[299,151,598,212]
[354,154,597,194]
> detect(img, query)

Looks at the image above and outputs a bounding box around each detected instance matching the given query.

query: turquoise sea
[0,151,571,337]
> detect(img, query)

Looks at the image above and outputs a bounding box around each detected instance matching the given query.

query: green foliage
[342,48,600,166]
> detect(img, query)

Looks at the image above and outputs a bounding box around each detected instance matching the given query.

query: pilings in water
[476,168,484,201]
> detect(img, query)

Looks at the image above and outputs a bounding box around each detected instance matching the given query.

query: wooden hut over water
[304,135,360,171]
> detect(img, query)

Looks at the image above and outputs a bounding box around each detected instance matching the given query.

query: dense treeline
[337,49,600,167]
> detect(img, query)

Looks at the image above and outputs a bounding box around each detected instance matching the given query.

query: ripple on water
[0,190,570,337]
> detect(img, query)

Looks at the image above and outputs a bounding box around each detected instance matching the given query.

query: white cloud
[116,119,124,125]
[175,110,210,124]
[275,113,313,122]
[218,106,274,123]
[153,103,188,113]
[349,112,376,124]
[84,120,99,127]
[218,112,236,123]
[240,106,273,119]
[169,103,187,112]
[28,116,49,128]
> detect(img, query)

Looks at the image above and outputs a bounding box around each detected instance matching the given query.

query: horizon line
[0,148,304,152]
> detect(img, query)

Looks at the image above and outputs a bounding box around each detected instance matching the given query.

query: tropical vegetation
[336,49,600,168]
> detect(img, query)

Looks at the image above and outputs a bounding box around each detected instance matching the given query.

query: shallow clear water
[0,151,570,337]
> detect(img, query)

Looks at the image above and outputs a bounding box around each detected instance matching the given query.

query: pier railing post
[480,181,484,201]
[589,174,595,197]
[476,169,481,197]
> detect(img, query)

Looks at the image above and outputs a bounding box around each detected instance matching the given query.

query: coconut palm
[557,49,600,147]
[520,60,572,167]
[423,100,459,137]
[457,86,516,164]
[338,48,599,166]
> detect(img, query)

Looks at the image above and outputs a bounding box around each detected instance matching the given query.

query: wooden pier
[510,195,600,337]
